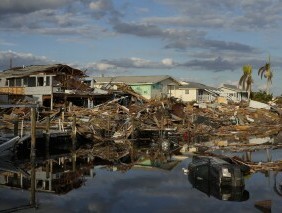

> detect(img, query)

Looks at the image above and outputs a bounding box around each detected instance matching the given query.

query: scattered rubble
[1,84,282,170]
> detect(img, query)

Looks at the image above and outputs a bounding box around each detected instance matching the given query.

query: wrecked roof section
[0,64,87,78]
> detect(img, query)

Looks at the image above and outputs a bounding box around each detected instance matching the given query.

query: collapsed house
[0,64,112,109]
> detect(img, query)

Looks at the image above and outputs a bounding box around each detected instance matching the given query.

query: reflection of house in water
[0,154,96,194]
[187,156,249,201]
[0,157,30,188]
[134,157,180,171]
[188,174,249,202]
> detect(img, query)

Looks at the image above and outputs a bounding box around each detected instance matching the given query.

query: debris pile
[1,91,282,164]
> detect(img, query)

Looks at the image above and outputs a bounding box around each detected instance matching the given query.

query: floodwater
[0,153,281,213]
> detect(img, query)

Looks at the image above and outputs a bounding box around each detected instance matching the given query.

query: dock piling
[13,117,19,137]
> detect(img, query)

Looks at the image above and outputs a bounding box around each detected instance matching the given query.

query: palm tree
[239,64,253,101]
[258,56,273,95]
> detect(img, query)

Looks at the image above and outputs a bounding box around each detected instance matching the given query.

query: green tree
[258,56,273,95]
[251,90,272,103]
[239,64,253,101]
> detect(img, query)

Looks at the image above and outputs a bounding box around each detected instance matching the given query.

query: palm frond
[243,64,252,75]
[239,74,247,87]
[258,66,266,79]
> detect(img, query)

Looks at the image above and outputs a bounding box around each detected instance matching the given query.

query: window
[23,77,28,86]
[28,77,36,87]
[37,77,44,86]
[9,79,15,86]
[185,89,189,94]
[46,76,50,86]
[15,78,22,86]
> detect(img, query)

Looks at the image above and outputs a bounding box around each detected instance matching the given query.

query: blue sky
[0,0,281,95]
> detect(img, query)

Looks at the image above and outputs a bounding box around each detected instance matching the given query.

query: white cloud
[89,1,105,11]
[85,62,116,71]
[96,63,116,71]
[0,50,55,70]
[130,57,151,67]
[162,58,173,66]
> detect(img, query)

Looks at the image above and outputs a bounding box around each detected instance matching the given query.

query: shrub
[251,90,273,103]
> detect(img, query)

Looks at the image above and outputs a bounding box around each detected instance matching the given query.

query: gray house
[219,84,248,102]
[0,64,99,109]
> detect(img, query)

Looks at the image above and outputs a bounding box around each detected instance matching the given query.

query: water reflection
[1,137,282,212]
[0,154,96,195]
[274,172,282,197]
[187,155,249,202]
[188,176,249,202]
[0,142,177,196]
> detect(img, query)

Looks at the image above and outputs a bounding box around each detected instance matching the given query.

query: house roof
[93,75,180,85]
[179,81,217,90]
[221,84,245,92]
[0,64,86,78]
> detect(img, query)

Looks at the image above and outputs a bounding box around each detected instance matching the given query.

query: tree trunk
[248,84,251,101]
[266,80,270,95]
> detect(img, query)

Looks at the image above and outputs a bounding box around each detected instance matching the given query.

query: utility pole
[30,107,36,207]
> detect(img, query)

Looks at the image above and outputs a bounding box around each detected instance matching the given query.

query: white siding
[25,86,52,95]
[170,88,198,102]
[219,88,242,102]
[0,78,7,87]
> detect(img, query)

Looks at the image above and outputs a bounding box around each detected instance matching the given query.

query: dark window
[23,77,28,86]
[15,78,22,86]
[28,77,36,87]
[37,77,44,86]
[46,76,50,86]
[9,79,15,86]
